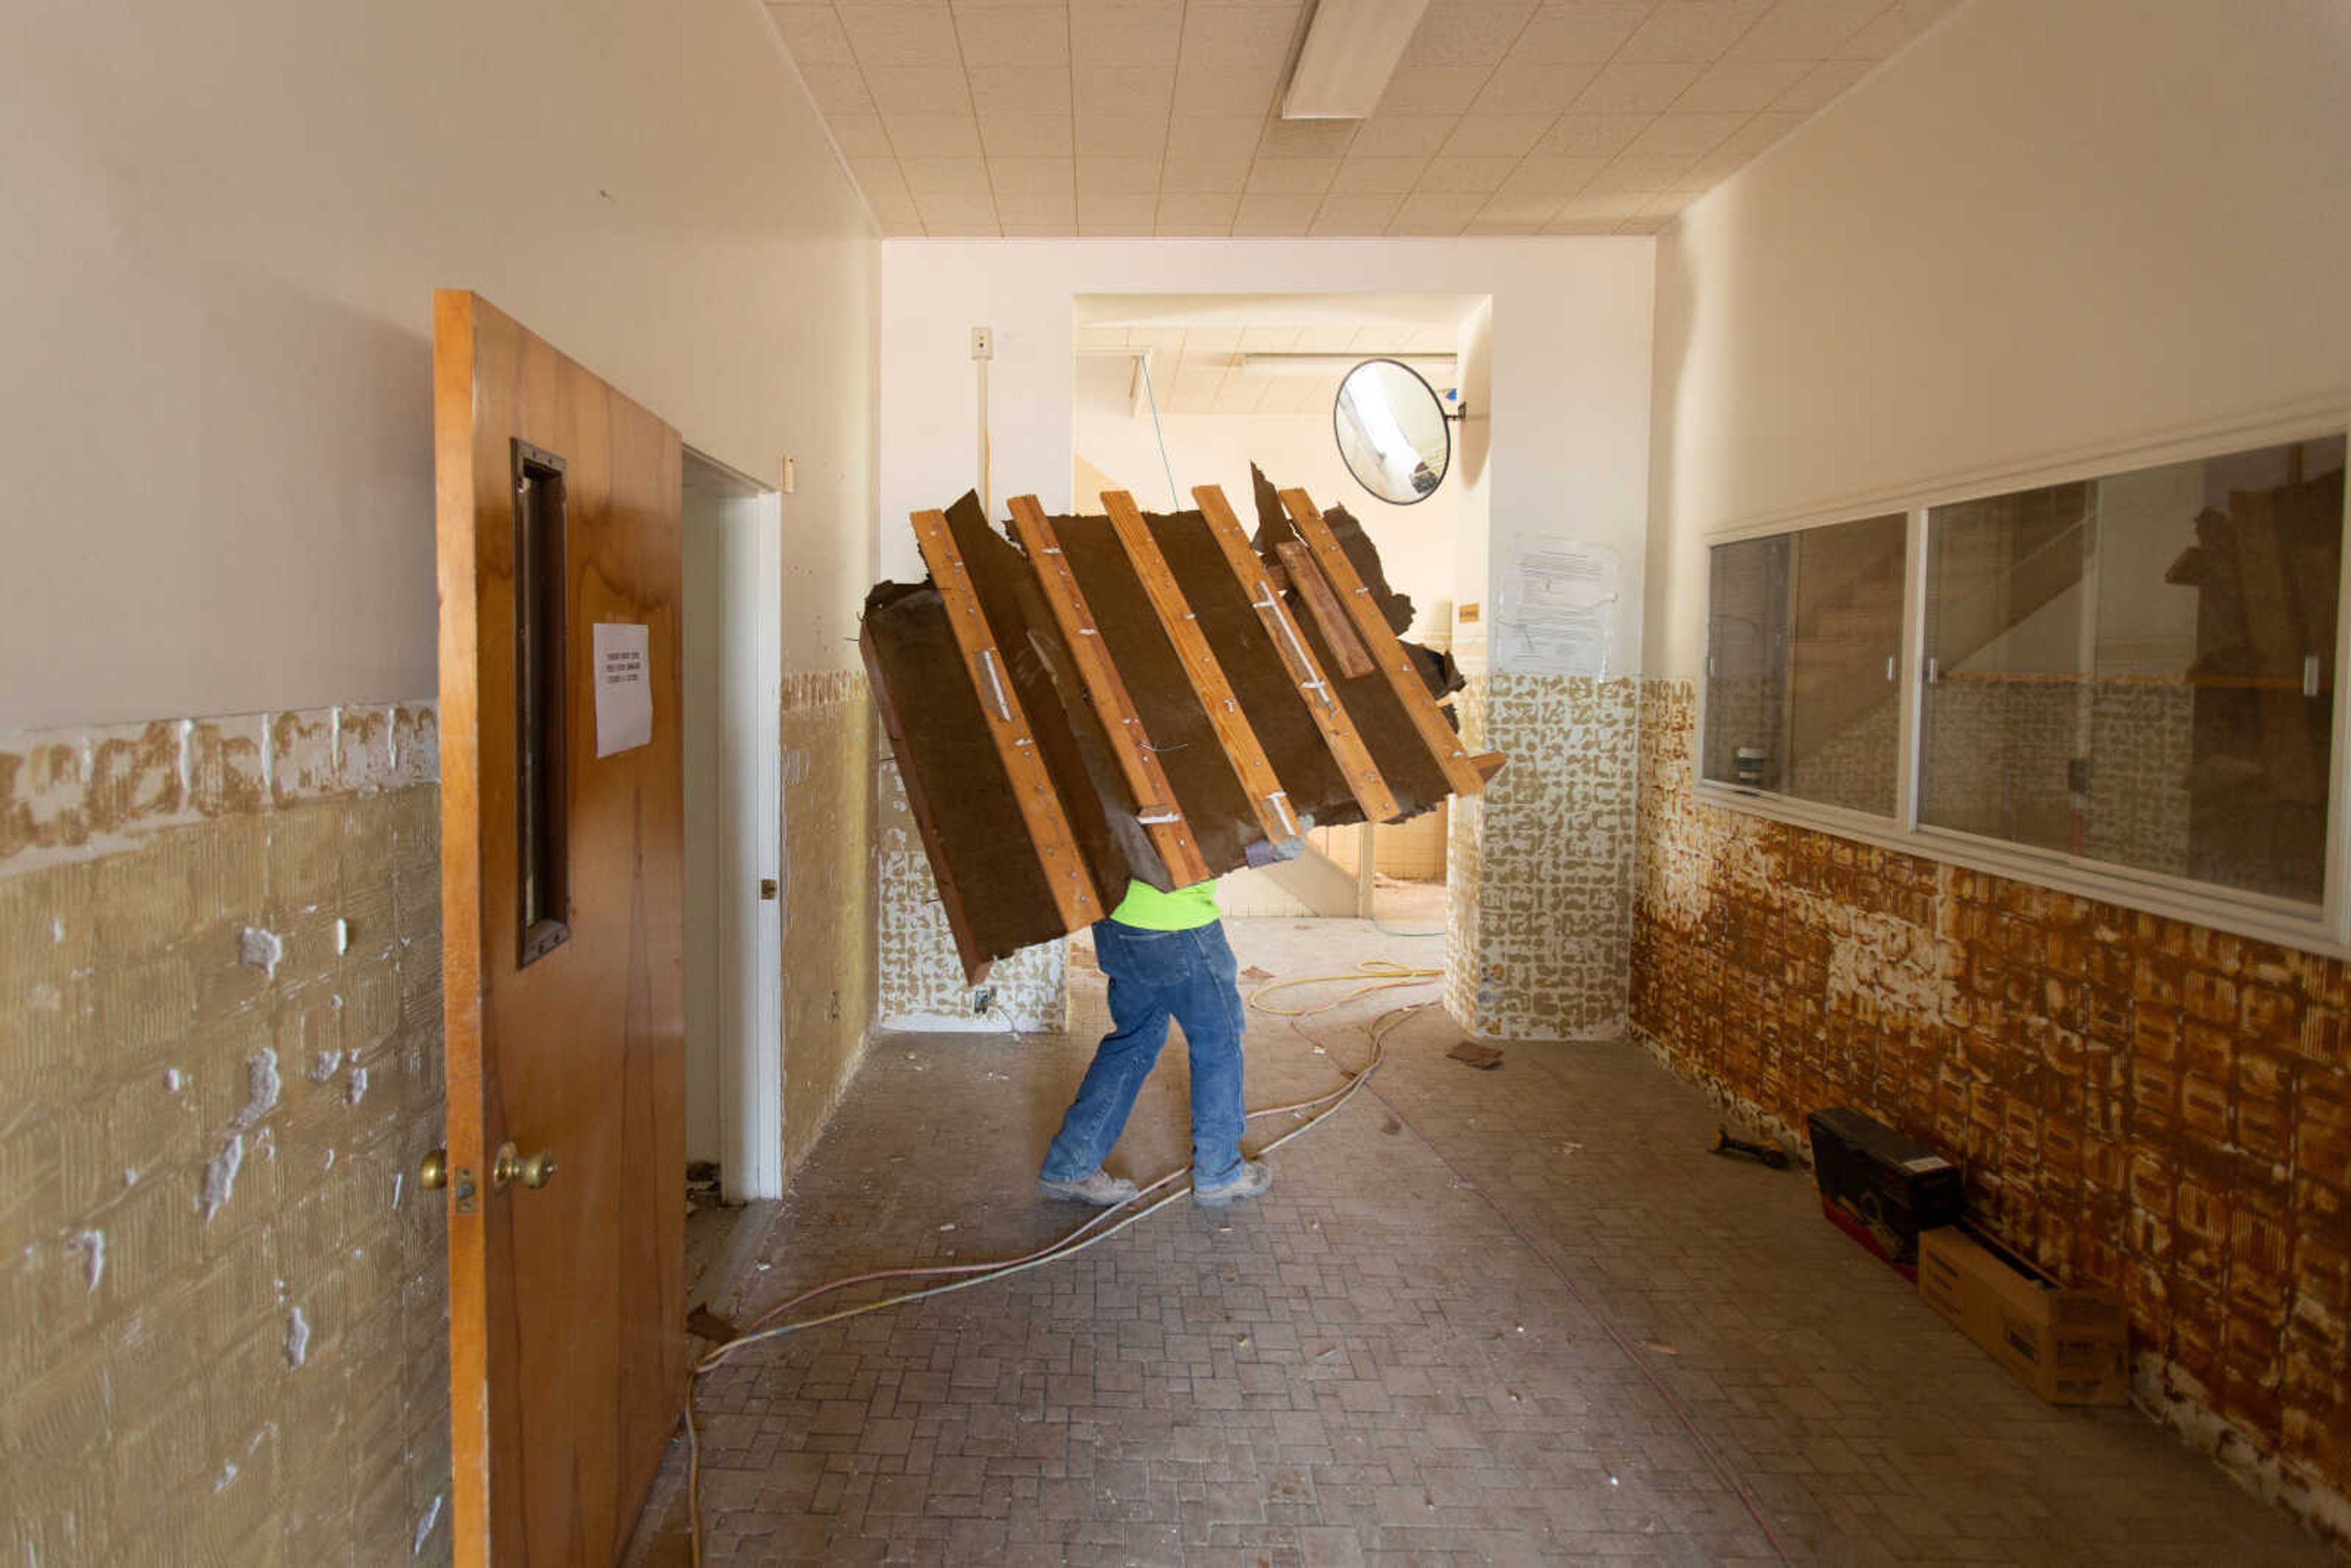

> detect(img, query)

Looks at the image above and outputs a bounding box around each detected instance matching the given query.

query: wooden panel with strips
[1191,485,1401,823]
[1006,494,1212,885]
[1278,487,1487,797]
[909,508,1106,928]
[1100,490,1299,843]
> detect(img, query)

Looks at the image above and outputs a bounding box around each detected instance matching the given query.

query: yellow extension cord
[681,960,1442,1565]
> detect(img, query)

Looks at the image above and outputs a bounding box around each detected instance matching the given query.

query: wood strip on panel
[1006,495,1213,885]
[1100,490,1298,844]
[911,508,1106,929]
[1278,487,1488,797]
[1192,485,1402,823]
[1272,540,1374,678]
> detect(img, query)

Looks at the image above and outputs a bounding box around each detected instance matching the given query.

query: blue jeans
[1041,920,1248,1186]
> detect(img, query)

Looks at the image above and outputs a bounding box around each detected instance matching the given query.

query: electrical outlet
[970,326,994,361]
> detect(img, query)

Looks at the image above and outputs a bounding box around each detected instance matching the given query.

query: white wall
[880,239,1655,678]
[1070,391,1458,640]
[1646,0,2351,681]
[2,0,879,730]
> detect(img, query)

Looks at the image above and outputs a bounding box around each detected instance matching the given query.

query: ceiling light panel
[1283,0,1433,119]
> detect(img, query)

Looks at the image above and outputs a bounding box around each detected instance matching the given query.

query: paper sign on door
[593,622,653,757]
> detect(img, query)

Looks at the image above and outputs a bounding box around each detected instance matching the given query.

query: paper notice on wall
[1496,536,1617,678]
[593,623,653,758]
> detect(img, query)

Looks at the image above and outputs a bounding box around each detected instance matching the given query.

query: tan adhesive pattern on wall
[1444,673,1638,1041]
[874,758,1067,1034]
[1,705,451,1564]
[780,673,880,1173]
[1631,677,2351,1541]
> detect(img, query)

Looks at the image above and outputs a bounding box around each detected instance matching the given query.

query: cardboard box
[1918,1226,2129,1405]
[1806,1107,1965,1274]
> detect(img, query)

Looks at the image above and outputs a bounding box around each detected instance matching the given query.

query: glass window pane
[1921,435,2344,904]
[1704,513,1907,817]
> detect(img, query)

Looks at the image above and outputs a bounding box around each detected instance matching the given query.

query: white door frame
[688,451,786,1201]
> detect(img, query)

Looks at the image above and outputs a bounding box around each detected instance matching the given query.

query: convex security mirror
[1333,358,1451,506]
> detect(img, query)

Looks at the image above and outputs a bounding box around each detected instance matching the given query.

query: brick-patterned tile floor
[623,920,2336,1567]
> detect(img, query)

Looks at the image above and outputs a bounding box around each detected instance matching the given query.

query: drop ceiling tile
[1771,56,1873,113]
[1161,117,1263,190]
[1173,67,1287,118]
[1623,110,1747,158]
[798,64,877,115]
[877,214,929,236]
[1552,188,1652,220]
[1671,57,1812,112]
[1404,323,1458,350]
[1157,192,1243,229]
[827,111,896,156]
[1535,111,1652,156]
[1507,2,1654,64]
[1078,192,1159,225]
[1387,192,1483,233]
[1438,113,1555,157]
[1469,59,1601,115]
[967,62,1074,114]
[1408,1,1542,66]
[1239,324,1302,350]
[1311,192,1406,233]
[1076,112,1172,159]
[1897,0,1957,28]
[1472,192,1565,226]
[1243,158,1339,195]
[1071,2,1186,66]
[1346,114,1463,158]
[1080,219,1157,236]
[1330,155,1432,194]
[1496,154,1607,196]
[1613,0,1770,62]
[1539,216,1623,234]
[1078,156,1163,195]
[886,113,986,155]
[1073,64,1178,114]
[1414,156,1519,194]
[1584,151,1696,192]
[1231,193,1316,235]
[841,5,966,68]
[1570,59,1705,113]
[951,5,1068,67]
[1258,118,1359,159]
[996,192,1078,226]
[1002,222,1080,235]
[988,156,1074,194]
[978,111,1076,156]
[1185,326,1244,350]
[1212,376,1272,414]
[769,5,858,66]
[1724,0,1883,60]
[1637,188,1700,215]
[1835,7,1911,58]
[1374,65,1496,117]
[1294,323,1363,351]
[864,65,977,114]
[915,192,1002,227]
[901,156,993,195]
[849,157,914,201]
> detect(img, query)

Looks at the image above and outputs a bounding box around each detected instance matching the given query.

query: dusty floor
[624,918,2336,1567]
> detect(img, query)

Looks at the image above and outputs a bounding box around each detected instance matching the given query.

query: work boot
[1037,1169,1138,1206]
[1192,1159,1272,1207]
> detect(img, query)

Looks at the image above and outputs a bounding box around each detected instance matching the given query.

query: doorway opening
[681,448,785,1288]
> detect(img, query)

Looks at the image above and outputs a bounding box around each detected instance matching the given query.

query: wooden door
[433,291,688,1565]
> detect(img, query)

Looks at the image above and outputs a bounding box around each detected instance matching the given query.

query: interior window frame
[1692,411,2351,959]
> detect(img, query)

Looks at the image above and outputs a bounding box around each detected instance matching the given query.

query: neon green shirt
[1108,877,1221,931]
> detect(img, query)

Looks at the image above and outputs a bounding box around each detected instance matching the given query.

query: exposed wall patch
[199,1135,244,1219]
[412,1495,443,1556]
[70,1228,104,1291]
[284,1305,310,1368]
[238,925,284,978]
[230,1048,280,1130]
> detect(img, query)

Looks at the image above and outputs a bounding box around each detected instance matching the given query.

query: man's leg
[1040,926,1172,1185]
[1166,923,1251,1189]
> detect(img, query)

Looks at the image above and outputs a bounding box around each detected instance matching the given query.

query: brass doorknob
[419,1148,449,1190]
[492,1141,558,1190]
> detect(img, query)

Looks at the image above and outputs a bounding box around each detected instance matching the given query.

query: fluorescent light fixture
[1281,0,1431,120]
[1239,352,1455,380]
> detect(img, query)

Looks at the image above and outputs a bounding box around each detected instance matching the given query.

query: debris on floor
[1240,964,1273,981]
[686,1307,743,1346]
[684,1161,738,1213]
[1709,1126,1792,1169]
[1446,1040,1504,1070]
[1808,1106,1963,1277]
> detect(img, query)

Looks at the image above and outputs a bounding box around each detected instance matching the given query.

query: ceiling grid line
[767,0,1962,239]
